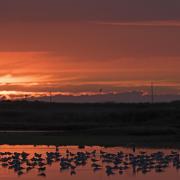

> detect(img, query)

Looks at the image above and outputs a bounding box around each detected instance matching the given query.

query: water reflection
[0,145,179,179]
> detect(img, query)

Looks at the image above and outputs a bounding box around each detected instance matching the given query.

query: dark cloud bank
[33,92,180,103]
[0,0,180,22]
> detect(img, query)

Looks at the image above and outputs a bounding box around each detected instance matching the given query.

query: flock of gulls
[0,146,180,177]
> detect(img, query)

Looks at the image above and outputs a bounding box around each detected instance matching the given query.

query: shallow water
[0,145,180,180]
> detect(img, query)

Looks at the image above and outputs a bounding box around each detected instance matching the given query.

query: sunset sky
[0,0,180,99]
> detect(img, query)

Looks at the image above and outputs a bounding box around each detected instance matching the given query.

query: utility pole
[49,91,52,103]
[151,82,154,104]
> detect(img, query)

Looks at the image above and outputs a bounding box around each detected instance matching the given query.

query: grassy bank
[0,101,179,137]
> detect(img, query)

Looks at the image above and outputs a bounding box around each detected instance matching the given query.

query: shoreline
[0,131,180,148]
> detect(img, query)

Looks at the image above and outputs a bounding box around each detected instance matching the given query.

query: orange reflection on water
[0,145,179,180]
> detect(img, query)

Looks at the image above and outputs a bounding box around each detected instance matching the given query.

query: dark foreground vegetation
[0,100,179,146]
[0,100,179,135]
